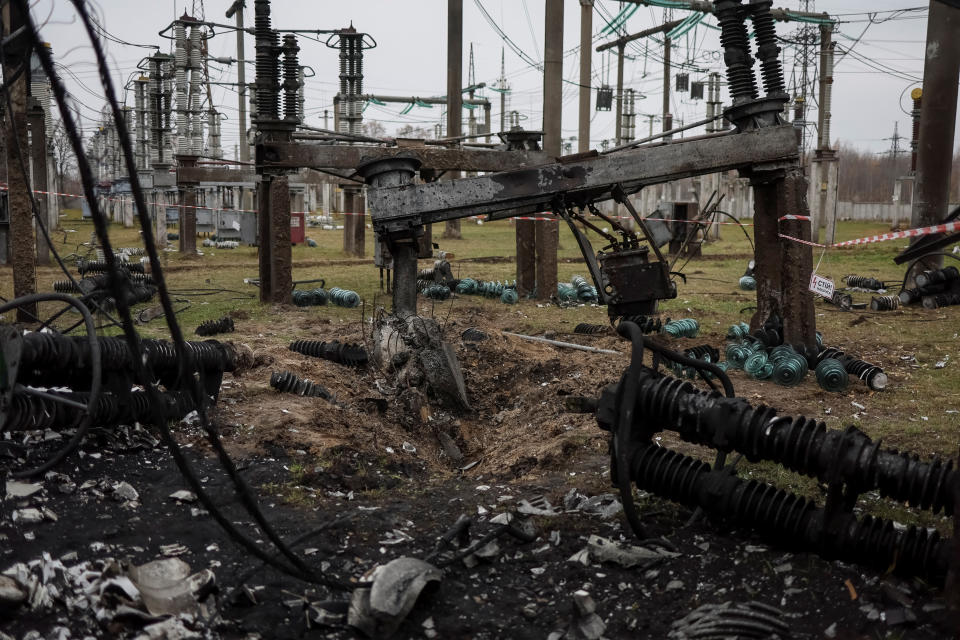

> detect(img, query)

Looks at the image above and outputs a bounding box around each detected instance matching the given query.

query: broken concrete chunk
[572,590,595,616]
[310,599,349,626]
[113,481,140,502]
[0,575,26,610]
[5,481,42,498]
[128,558,215,617]
[586,535,678,568]
[349,557,442,638]
[12,508,44,524]
[168,490,198,503]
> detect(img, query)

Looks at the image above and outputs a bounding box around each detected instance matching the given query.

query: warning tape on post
[777,215,960,249]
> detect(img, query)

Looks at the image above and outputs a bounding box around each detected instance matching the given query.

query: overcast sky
[30,1,956,158]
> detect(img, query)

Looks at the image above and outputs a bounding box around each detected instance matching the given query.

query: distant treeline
[833,143,960,204]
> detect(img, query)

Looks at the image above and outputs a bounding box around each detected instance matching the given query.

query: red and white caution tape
[779,220,960,249]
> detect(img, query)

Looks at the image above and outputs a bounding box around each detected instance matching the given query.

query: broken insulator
[500,288,518,304]
[843,274,884,291]
[269,370,331,400]
[662,318,700,338]
[288,339,368,367]
[329,287,361,308]
[738,275,756,291]
[815,357,848,392]
[870,295,899,311]
[818,347,887,391]
[420,284,451,301]
[618,316,664,334]
[727,322,750,340]
[622,441,948,583]
[76,259,146,275]
[3,388,195,432]
[556,283,579,303]
[915,266,959,289]
[898,287,927,306]
[571,275,598,302]
[826,291,853,310]
[292,288,329,307]
[574,323,608,335]
[922,292,960,309]
[195,316,235,337]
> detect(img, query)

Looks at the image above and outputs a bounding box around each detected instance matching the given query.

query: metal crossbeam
[366,125,797,234]
[258,142,551,173]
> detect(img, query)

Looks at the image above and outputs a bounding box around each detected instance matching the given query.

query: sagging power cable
[22,0,349,589]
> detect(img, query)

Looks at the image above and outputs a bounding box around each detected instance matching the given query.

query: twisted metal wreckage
[0,1,956,627]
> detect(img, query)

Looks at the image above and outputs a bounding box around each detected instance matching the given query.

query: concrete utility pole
[909,0,960,277]
[537,0,563,301]
[578,0,593,152]
[28,99,49,265]
[3,3,37,321]
[662,37,672,138]
[226,1,249,164]
[444,0,463,240]
[808,24,837,244]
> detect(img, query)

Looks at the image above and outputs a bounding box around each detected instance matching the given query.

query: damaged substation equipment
[0,299,241,477]
[571,321,954,585]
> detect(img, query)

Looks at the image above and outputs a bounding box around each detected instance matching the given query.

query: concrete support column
[28,102,49,265]
[268,175,292,303]
[536,0,563,301]
[578,0,593,152]
[910,0,960,276]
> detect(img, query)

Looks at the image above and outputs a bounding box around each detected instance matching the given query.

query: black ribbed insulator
[818,347,887,391]
[77,259,145,275]
[2,388,196,433]
[624,442,950,582]
[870,295,899,311]
[618,315,664,334]
[195,316,235,337]
[282,34,300,121]
[288,339,368,367]
[269,370,331,400]
[574,323,608,335]
[683,344,720,363]
[714,0,758,102]
[747,0,785,96]
[53,280,80,293]
[844,274,885,291]
[621,369,953,515]
[898,287,923,305]
[915,266,959,289]
[254,0,280,120]
[922,292,960,309]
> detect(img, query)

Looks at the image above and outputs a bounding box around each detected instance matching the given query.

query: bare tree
[362,120,387,139]
[396,123,432,139]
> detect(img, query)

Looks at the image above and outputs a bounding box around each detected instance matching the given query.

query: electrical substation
[1,1,959,638]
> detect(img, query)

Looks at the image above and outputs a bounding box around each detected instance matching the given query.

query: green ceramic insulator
[663,318,700,338]
[769,344,797,364]
[815,358,849,392]
[739,275,757,291]
[329,287,360,308]
[500,288,518,304]
[725,342,755,369]
[744,351,773,380]
[727,322,750,340]
[772,353,808,387]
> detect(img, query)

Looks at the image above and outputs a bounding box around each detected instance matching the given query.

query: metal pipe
[502,331,621,355]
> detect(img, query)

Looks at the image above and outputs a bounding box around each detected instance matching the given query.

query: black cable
[63,0,343,586]
[0,293,102,478]
[613,320,650,540]
[24,1,344,588]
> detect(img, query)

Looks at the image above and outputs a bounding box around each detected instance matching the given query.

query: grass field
[2,208,958,529]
